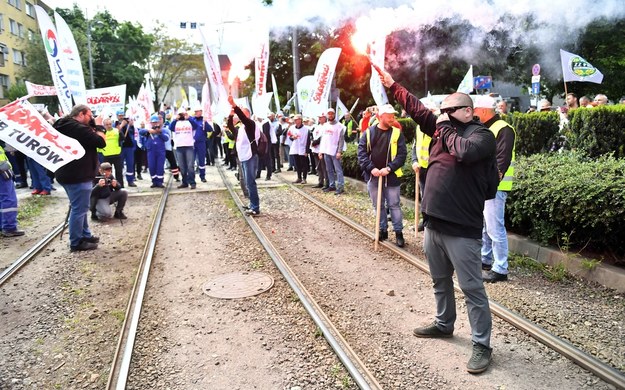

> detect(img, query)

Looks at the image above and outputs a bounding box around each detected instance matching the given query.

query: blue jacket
[139,129,169,152]
[188,116,213,144]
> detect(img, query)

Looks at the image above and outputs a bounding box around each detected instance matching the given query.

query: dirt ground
[0,167,621,389]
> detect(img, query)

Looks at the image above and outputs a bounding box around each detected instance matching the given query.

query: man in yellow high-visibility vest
[474,95,516,283]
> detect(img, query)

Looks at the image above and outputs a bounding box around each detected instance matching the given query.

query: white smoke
[210,0,623,80]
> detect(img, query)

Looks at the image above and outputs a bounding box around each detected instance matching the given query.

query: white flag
[201,79,213,124]
[297,75,316,115]
[86,84,126,116]
[0,99,85,171]
[34,6,73,115]
[25,81,57,97]
[188,86,198,106]
[368,38,388,107]
[336,96,349,119]
[255,38,269,98]
[306,48,342,118]
[198,29,230,118]
[457,65,474,94]
[560,49,604,84]
[53,12,87,105]
[252,92,273,119]
[271,74,280,113]
[136,84,152,125]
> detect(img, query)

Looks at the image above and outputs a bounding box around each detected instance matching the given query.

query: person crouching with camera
[90,162,128,221]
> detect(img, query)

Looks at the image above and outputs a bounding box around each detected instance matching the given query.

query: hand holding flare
[371,63,395,89]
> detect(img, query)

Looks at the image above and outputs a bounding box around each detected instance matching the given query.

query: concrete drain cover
[203,272,274,299]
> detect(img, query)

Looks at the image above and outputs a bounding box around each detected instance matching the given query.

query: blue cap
[116,109,124,115]
[150,115,160,122]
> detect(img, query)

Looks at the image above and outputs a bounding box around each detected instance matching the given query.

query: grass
[17,196,53,225]
[110,310,125,323]
[510,253,570,282]
[250,259,264,269]
[581,258,602,271]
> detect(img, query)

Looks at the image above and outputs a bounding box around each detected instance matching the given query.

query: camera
[95,175,112,185]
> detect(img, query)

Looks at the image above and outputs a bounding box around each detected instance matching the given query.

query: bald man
[375,64,498,374]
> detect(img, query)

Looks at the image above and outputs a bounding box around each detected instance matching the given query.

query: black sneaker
[2,229,25,237]
[114,211,128,220]
[83,235,100,244]
[91,212,99,221]
[417,221,424,232]
[201,178,207,183]
[378,230,388,241]
[70,240,98,252]
[245,209,260,216]
[483,270,507,283]
[323,186,336,193]
[128,182,137,187]
[395,231,405,247]
[467,343,492,374]
[190,185,196,189]
[481,263,492,271]
[177,184,189,189]
[413,321,453,338]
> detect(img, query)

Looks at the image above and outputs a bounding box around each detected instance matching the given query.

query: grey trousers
[423,227,492,348]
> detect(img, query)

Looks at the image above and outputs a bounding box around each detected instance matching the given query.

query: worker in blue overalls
[188,106,212,183]
[139,115,169,188]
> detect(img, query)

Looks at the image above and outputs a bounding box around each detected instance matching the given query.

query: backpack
[255,124,269,157]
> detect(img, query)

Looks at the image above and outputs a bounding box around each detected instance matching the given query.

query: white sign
[86,85,127,116]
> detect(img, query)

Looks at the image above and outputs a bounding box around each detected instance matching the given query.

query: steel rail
[283,179,625,390]
[106,177,172,390]
[0,221,65,287]
[217,164,383,390]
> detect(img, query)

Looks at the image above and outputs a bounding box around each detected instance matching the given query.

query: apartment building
[0,0,50,104]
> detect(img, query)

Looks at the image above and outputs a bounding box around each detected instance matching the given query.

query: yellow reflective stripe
[365,127,403,177]
[490,120,515,191]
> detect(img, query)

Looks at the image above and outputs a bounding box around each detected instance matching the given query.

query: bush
[507,151,625,255]
[567,105,625,158]
[508,111,560,156]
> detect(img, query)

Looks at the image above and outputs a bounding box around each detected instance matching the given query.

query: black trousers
[103,154,124,187]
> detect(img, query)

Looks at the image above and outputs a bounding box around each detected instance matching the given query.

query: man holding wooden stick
[357,104,407,248]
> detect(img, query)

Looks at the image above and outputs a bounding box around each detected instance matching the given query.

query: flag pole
[563,81,568,96]
[374,176,383,251]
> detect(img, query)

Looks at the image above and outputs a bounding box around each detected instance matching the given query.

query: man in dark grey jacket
[375,64,499,375]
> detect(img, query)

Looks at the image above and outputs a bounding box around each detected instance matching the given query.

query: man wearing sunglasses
[374,64,499,375]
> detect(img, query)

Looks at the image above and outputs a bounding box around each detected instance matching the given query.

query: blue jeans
[481,190,509,274]
[241,155,259,212]
[194,142,206,179]
[28,158,51,192]
[324,153,344,189]
[61,181,94,247]
[121,146,136,183]
[176,146,196,185]
[367,177,403,232]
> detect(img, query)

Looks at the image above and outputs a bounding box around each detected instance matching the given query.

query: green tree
[148,24,204,110]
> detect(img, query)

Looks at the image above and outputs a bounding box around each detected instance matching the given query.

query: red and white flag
[201,79,213,124]
[305,48,342,118]
[25,81,57,97]
[368,38,388,107]
[34,5,73,115]
[0,99,85,171]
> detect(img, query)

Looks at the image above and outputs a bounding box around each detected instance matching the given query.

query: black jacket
[357,125,407,187]
[390,82,498,238]
[53,117,106,184]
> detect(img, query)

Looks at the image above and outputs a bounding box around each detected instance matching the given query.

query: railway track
[2,164,623,389]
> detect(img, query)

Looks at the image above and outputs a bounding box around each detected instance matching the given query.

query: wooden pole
[374,175,383,251]
[564,81,568,96]
[415,170,420,239]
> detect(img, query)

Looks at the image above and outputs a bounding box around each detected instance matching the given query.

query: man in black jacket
[375,64,498,374]
[54,104,106,252]
[357,103,407,247]
[90,162,128,221]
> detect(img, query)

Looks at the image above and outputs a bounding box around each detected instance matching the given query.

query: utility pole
[292,28,300,113]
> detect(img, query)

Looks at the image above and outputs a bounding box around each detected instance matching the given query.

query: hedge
[506,152,625,255]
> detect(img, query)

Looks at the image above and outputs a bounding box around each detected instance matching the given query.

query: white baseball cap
[378,104,398,115]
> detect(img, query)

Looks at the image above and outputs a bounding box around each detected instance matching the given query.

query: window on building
[9,19,17,35]
[12,48,23,65]
[0,14,4,32]
[14,0,22,10]
[25,2,34,17]
[28,29,35,41]
[8,0,16,7]
[17,23,23,38]
[0,74,9,89]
